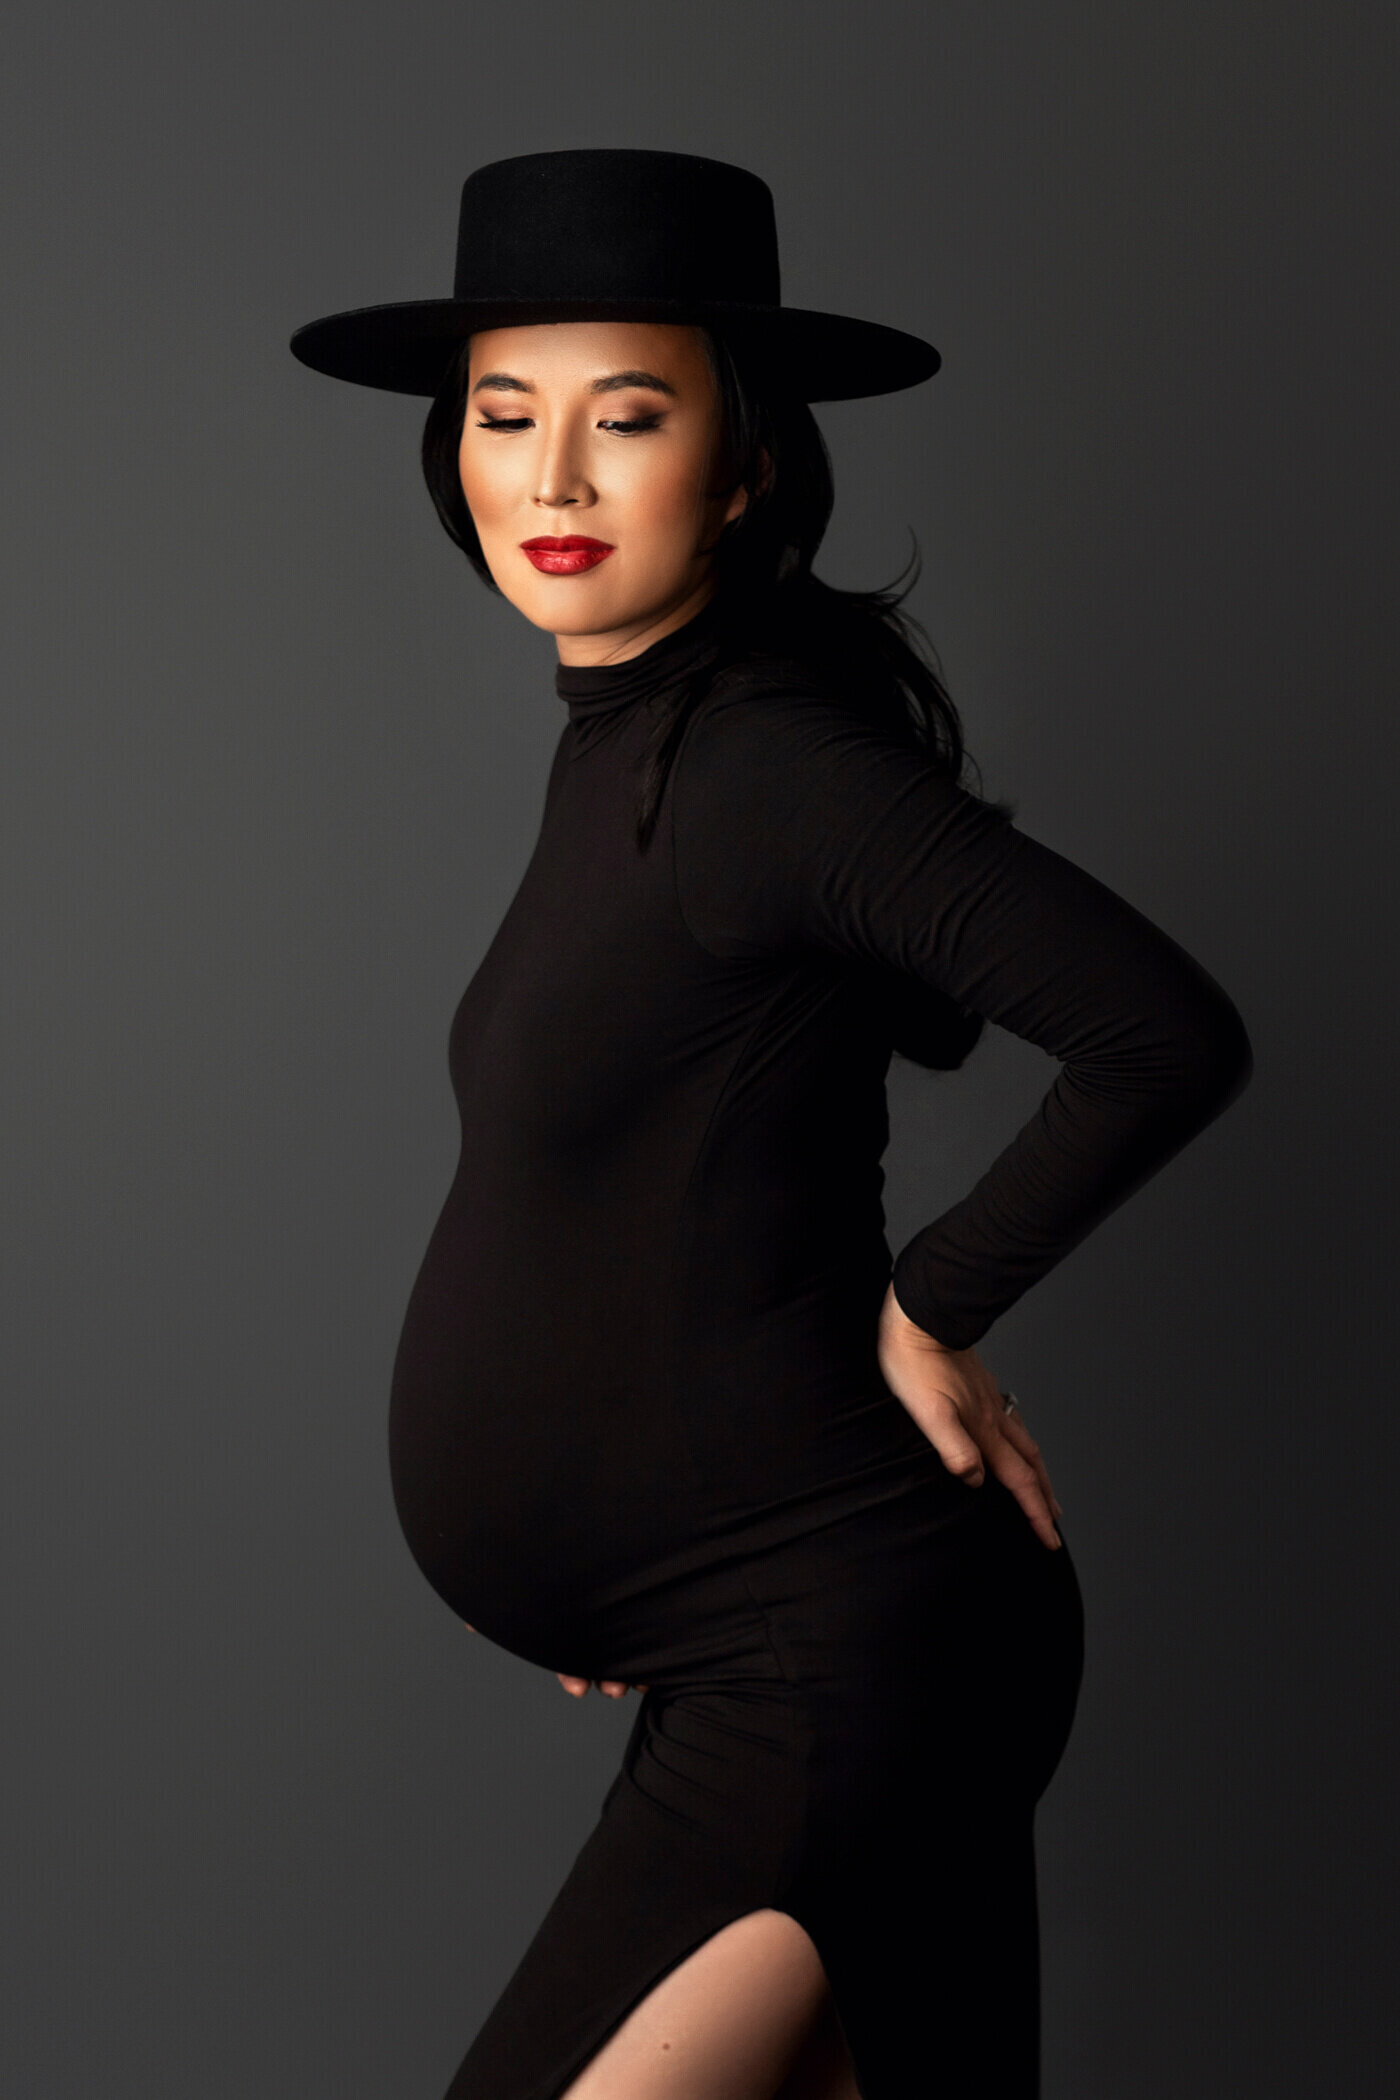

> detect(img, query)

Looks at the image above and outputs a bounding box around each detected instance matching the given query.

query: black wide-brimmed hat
[288,148,940,403]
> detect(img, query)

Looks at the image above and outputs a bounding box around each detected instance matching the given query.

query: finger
[921,1397,988,1487]
[599,1681,627,1697]
[556,1674,590,1696]
[995,1405,1054,1503]
[462,1622,476,1632]
[986,1440,1061,1550]
[998,1413,1062,1519]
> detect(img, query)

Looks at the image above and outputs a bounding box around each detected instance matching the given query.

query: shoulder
[664,657,866,959]
[689,644,879,736]
[667,648,1002,961]
[675,648,938,817]
[671,652,996,899]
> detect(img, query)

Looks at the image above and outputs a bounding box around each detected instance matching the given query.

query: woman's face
[458,320,748,664]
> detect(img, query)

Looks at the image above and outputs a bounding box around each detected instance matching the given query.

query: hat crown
[289,148,938,400]
[453,149,781,309]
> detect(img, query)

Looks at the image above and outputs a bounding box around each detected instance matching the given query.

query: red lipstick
[520,536,616,575]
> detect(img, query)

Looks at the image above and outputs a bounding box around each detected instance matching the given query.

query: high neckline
[554,596,730,723]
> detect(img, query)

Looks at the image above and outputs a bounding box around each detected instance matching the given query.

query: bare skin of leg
[559,1909,861,2100]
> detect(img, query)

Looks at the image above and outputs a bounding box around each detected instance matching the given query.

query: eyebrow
[470,368,678,398]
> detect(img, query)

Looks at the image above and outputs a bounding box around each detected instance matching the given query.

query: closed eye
[473,415,664,436]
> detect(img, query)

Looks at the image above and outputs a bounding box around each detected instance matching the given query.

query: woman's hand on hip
[877,1281,1064,1551]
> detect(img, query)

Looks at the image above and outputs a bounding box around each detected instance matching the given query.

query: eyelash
[473,414,664,436]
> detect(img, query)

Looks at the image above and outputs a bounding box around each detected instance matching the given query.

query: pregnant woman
[290,150,1253,2100]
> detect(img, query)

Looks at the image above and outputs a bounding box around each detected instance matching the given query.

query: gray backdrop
[5,3,1395,2095]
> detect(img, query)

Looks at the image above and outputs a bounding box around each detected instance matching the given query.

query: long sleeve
[671,683,1254,1352]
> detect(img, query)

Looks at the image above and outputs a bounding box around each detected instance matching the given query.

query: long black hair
[421,326,1015,1068]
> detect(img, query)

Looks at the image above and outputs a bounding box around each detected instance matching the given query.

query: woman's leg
[772,1976,864,2100]
[560,1909,860,2100]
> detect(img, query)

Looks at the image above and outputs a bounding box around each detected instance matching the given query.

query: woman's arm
[672,685,1254,1354]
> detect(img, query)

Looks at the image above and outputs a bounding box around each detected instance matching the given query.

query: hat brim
[287,297,939,402]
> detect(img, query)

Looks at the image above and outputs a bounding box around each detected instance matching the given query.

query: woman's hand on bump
[876,1281,1064,1551]
[463,1621,647,1699]
[555,1674,649,1699]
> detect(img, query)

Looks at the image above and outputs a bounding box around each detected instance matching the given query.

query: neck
[553,579,718,668]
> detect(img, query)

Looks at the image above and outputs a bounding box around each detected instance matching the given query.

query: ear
[721,445,774,525]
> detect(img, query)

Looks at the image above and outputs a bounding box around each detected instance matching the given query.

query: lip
[520,535,616,575]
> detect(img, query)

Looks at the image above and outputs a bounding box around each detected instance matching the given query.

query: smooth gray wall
[5,4,1394,2095]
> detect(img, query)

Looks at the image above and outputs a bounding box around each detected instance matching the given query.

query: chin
[520,599,622,638]
[516,589,664,641]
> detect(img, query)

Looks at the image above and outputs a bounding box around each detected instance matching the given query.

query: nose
[533,421,593,511]
[533,478,587,511]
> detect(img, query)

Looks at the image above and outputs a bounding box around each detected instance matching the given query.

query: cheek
[456,441,476,511]
[458,439,508,529]
[621,447,711,540]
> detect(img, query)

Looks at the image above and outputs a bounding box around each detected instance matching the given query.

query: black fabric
[286,148,941,400]
[387,602,1251,2097]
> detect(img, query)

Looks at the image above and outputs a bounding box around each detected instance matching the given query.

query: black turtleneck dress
[387,597,1252,2100]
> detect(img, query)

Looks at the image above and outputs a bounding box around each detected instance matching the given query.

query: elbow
[1175,983,1255,1123]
